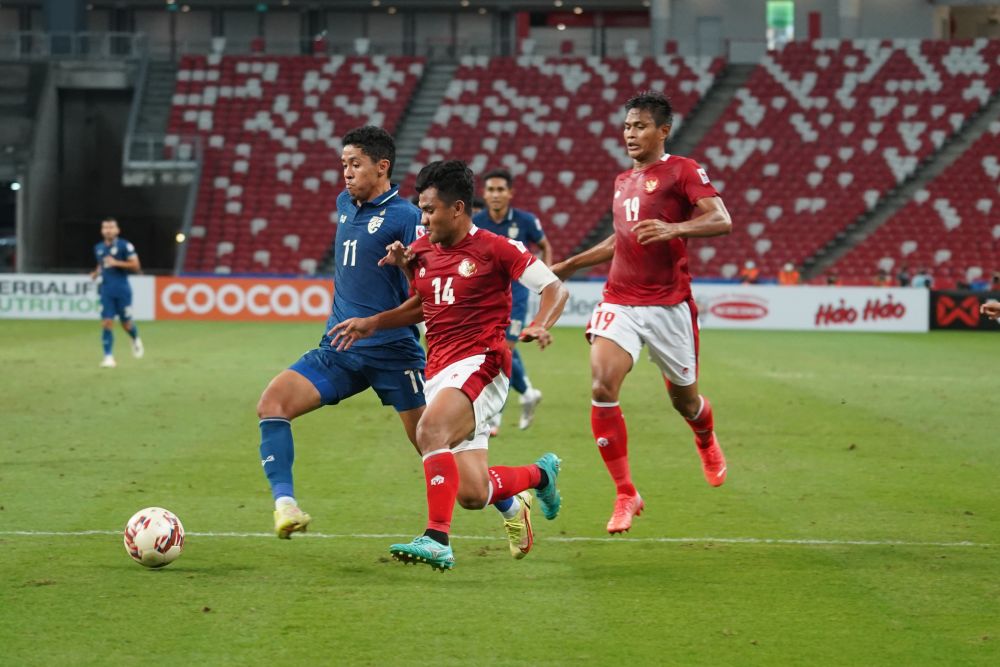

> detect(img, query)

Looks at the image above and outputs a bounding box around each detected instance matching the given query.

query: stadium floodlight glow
[371,0,380,6]
[553,0,563,7]
[478,7,487,14]
[181,4,190,11]
[556,23,566,31]
[387,6,397,14]
[175,232,186,244]
[574,6,583,14]
[460,0,469,7]
[10,182,20,191]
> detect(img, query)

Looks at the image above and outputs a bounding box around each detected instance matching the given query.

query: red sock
[488,465,542,503]
[423,450,459,533]
[591,402,636,496]
[686,395,715,448]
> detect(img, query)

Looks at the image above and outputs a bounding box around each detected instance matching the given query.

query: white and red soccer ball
[123,507,185,568]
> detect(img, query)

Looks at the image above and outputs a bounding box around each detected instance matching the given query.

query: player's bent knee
[456,489,489,510]
[591,379,618,404]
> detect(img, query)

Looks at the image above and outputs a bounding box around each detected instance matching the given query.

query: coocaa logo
[156,279,331,320]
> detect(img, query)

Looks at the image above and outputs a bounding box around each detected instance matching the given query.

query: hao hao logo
[708,295,768,320]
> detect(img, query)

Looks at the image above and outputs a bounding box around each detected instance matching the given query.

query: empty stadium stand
[830,119,1000,287]
[166,54,424,274]
[688,38,1000,281]
[401,55,724,262]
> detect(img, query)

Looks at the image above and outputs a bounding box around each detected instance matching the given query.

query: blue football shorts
[290,345,426,412]
[100,290,133,321]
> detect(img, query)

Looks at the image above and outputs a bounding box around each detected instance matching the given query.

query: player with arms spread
[473,168,552,435]
[255,126,427,538]
[332,160,569,571]
[91,217,143,368]
[552,91,733,534]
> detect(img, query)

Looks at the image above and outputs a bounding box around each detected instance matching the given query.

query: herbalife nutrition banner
[0,274,155,320]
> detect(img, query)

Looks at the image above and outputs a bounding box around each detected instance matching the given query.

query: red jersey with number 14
[604,154,719,306]
[409,226,536,379]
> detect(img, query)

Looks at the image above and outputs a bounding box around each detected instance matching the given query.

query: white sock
[500,495,521,520]
[275,496,297,510]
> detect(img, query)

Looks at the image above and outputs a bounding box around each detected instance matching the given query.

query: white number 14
[431,276,455,304]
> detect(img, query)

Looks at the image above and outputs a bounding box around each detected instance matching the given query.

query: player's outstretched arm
[328,295,424,351]
[549,234,615,280]
[518,264,569,350]
[633,196,732,245]
[981,299,1000,321]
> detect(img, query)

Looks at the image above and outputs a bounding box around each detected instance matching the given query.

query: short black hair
[482,168,513,188]
[625,91,674,127]
[415,160,474,214]
[101,216,117,224]
[342,125,396,178]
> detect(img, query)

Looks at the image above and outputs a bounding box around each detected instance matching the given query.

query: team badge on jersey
[419,267,426,277]
[615,189,622,199]
[644,178,659,194]
[367,216,384,233]
[415,225,427,238]
[508,225,519,238]
[697,168,711,184]
[458,259,477,278]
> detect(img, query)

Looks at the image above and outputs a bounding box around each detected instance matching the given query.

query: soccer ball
[123,507,185,568]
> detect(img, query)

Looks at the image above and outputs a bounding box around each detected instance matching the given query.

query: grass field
[1,320,998,665]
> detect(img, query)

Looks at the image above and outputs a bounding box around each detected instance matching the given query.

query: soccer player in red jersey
[552,91,733,534]
[331,160,569,570]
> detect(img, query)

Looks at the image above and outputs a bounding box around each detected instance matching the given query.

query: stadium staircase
[134,60,178,139]
[686,38,1000,281]
[819,91,1000,286]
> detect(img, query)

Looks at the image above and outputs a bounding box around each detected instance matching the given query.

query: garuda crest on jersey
[367,216,385,233]
[458,259,477,277]
[644,178,658,194]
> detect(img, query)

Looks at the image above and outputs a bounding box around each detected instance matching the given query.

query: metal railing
[0,32,148,61]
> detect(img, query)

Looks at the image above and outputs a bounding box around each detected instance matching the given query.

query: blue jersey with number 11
[320,185,424,350]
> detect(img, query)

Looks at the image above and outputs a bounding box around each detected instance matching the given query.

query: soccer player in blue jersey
[90,217,143,368]
[256,126,425,538]
[472,169,552,435]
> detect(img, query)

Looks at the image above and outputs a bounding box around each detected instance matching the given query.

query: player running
[551,91,733,534]
[473,168,552,435]
[256,126,428,539]
[331,160,569,571]
[91,217,143,368]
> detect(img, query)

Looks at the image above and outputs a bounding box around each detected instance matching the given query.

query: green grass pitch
[1,320,998,665]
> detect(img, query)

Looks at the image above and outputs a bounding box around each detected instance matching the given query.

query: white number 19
[622,196,640,222]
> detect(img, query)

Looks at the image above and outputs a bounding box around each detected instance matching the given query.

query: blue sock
[102,329,113,355]
[259,418,295,500]
[494,497,514,512]
[510,348,528,394]
[126,323,139,340]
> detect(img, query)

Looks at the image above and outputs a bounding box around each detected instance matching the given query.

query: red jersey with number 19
[604,154,719,306]
[409,226,536,379]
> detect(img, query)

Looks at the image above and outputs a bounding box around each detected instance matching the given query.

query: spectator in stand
[897,265,912,287]
[777,262,800,286]
[874,269,892,287]
[911,268,934,289]
[825,272,842,286]
[992,271,1000,291]
[739,260,759,284]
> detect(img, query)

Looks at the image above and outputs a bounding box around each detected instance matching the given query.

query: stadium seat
[168,54,425,274]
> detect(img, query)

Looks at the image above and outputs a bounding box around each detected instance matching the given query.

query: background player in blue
[255,126,429,539]
[90,217,143,368]
[472,169,552,435]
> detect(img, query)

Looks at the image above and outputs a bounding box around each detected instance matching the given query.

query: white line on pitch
[0,530,990,548]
